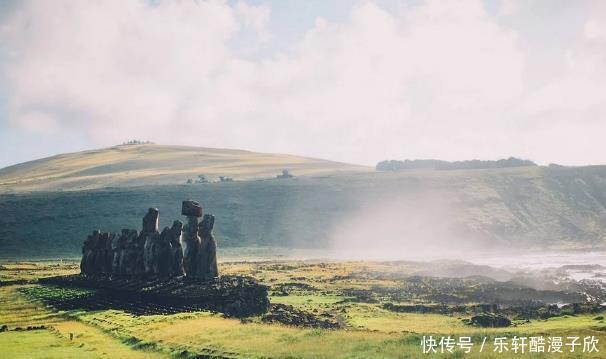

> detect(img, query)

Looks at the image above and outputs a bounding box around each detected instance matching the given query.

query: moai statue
[103,233,115,274]
[154,227,172,276]
[111,231,128,274]
[86,230,101,274]
[198,214,219,279]
[142,208,160,275]
[181,200,202,277]
[168,220,184,277]
[93,232,108,274]
[121,229,140,275]
[80,231,98,275]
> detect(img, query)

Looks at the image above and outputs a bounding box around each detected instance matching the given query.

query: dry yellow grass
[0,144,370,192]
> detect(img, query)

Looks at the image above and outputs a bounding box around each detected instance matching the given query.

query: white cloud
[1,0,606,166]
[235,1,271,44]
[585,19,606,41]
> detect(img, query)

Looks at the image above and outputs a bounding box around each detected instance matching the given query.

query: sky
[0,0,605,168]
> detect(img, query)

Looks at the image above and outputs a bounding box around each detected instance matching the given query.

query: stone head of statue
[199,214,215,236]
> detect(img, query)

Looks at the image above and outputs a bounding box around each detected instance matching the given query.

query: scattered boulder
[469,313,511,327]
[262,303,340,329]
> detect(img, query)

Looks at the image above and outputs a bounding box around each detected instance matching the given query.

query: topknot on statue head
[182,200,203,217]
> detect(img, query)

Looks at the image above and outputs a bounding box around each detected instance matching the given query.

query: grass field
[1,260,605,358]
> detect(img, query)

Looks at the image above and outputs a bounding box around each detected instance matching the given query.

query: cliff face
[1,165,606,258]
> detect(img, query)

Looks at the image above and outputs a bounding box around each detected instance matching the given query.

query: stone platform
[39,274,269,317]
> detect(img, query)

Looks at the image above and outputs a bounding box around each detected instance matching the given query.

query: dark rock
[262,303,340,329]
[469,313,511,327]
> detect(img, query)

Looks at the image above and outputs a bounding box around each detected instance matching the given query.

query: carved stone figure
[181,200,202,277]
[143,208,160,275]
[121,229,140,275]
[142,207,159,233]
[80,230,99,275]
[112,230,128,274]
[154,227,172,276]
[103,233,115,274]
[198,214,218,279]
[79,201,218,279]
[168,220,184,276]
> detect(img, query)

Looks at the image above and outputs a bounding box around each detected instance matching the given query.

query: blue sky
[1,0,605,168]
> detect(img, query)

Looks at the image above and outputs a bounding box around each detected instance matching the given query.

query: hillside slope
[1,165,606,258]
[0,144,370,192]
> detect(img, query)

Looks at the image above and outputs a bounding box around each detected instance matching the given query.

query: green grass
[2,260,606,358]
[0,329,93,359]
[20,286,96,302]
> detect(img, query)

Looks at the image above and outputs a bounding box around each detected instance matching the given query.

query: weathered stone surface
[80,230,96,274]
[198,214,218,279]
[80,201,216,279]
[153,227,171,276]
[181,200,203,217]
[143,232,159,275]
[182,216,200,277]
[142,208,161,275]
[111,232,124,274]
[121,229,141,275]
[142,208,159,233]
[262,303,340,329]
[168,220,184,276]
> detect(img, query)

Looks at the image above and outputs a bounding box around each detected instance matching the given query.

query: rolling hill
[2,159,606,258]
[0,144,370,192]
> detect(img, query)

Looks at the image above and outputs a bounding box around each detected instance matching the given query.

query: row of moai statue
[80,200,218,279]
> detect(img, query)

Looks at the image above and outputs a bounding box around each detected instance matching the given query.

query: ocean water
[470,251,606,282]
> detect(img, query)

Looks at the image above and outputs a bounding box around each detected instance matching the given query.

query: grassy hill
[0,144,370,192]
[2,164,606,259]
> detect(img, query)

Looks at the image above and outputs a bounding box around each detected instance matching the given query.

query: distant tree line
[276,169,294,179]
[376,157,537,171]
